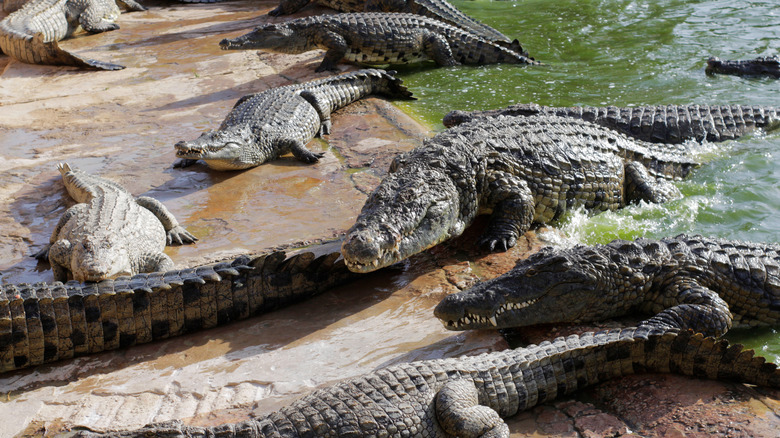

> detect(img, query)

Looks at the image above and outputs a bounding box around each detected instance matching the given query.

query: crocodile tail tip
[385,74,415,100]
[57,162,72,174]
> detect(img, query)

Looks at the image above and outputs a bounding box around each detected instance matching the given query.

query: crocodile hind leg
[422,31,460,66]
[624,161,681,204]
[135,197,198,245]
[639,280,733,337]
[435,380,510,438]
[116,0,147,11]
[299,89,332,136]
[79,1,122,33]
[479,171,535,251]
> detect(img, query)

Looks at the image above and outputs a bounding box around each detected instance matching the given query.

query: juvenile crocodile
[443,103,780,144]
[34,163,197,282]
[342,115,699,273]
[2,239,356,373]
[706,55,780,79]
[267,0,516,48]
[434,234,780,338]
[0,0,145,70]
[75,326,780,437]
[174,69,414,170]
[219,13,536,73]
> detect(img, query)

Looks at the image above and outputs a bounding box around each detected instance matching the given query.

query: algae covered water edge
[395,0,780,360]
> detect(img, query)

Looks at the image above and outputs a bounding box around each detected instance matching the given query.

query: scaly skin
[219,13,537,72]
[706,55,780,79]
[443,103,780,144]
[1,239,356,373]
[435,234,780,338]
[34,163,197,283]
[74,327,780,438]
[267,0,516,47]
[173,69,414,170]
[341,115,699,273]
[0,0,145,69]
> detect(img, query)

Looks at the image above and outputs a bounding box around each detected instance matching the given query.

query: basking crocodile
[342,115,698,273]
[706,55,780,79]
[219,13,535,73]
[443,103,780,144]
[267,0,515,48]
[434,234,780,338]
[2,239,356,373]
[0,0,145,70]
[34,163,197,282]
[174,69,414,170]
[75,327,780,437]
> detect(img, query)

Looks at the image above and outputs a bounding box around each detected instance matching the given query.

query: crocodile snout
[342,231,383,272]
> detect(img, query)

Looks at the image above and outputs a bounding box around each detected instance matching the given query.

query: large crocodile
[75,326,780,437]
[443,103,780,144]
[34,163,197,282]
[0,0,145,70]
[219,13,535,73]
[434,234,780,338]
[267,0,515,47]
[174,69,414,170]
[706,55,780,79]
[2,239,356,373]
[341,115,699,273]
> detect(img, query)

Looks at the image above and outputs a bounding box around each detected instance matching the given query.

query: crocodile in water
[443,103,780,144]
[341,115,699,273]
[2,239,356,373]
[219,12,536,72]
[706,55,780,79]
[0,0,145,69]
[435,234,780,338]
[34,163,197,282]
[74,326,780,437]
[267,0,515,48]
[174,69,414,170]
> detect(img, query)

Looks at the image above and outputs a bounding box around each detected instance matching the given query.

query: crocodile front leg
[479,171,535,251]
[624,161,681,204]
[276,137,325,163]
[314,30,348,72]
[135,196,198,245]
[135,252,176,273]
[48,240,73,282]
[33,203,88,260]
[640,279,733,337]
[268,0,311,16]
[116,0,147,11]
[435,380,509,438]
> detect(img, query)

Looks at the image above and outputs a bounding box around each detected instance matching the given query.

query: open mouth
[442,298,539,329]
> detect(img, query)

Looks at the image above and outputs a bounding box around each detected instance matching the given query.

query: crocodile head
[175,126,257,171]
[434,244,624,330]
[342,163,466,273]
[219,23,312,53]
[60,237,133,282]
[706,56,780,77]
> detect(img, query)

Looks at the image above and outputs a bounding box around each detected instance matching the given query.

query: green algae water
[395,0,780,360]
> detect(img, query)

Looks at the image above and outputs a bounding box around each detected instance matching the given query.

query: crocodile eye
[525,267,538,277]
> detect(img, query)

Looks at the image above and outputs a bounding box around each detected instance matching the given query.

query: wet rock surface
[1,1,779,437]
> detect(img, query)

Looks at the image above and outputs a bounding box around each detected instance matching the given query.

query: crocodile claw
[167,226,198,246]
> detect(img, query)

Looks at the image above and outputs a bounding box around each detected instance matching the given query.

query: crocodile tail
[382,70,415,100]
[0,33,124,70]
[495,38,530,58]
[637,328,780,388]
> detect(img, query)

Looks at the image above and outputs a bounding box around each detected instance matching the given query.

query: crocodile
[0,0,145,70]
[74,326,780,437]
[341,115,699,273]
[267,0,516,48]
[434,234,780,338]
[173,69,414,170]
[443,103,780,144]
[34,163,197,282]
[219,13,536,73]
[2,239,356,373]
[706,55,780,79]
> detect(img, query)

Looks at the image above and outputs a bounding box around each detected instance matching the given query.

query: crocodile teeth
[489,316,497,326]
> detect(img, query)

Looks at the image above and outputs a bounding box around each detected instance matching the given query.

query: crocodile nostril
[342,231,382,264]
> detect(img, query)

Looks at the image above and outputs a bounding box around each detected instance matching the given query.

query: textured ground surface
[0,1,779,437]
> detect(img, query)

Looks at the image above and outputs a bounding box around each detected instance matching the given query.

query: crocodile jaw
[219,25,301,53]
[342,167,463,273]
[175,129,255,170]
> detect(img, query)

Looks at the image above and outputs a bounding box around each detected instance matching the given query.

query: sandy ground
[1,1,779,437]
